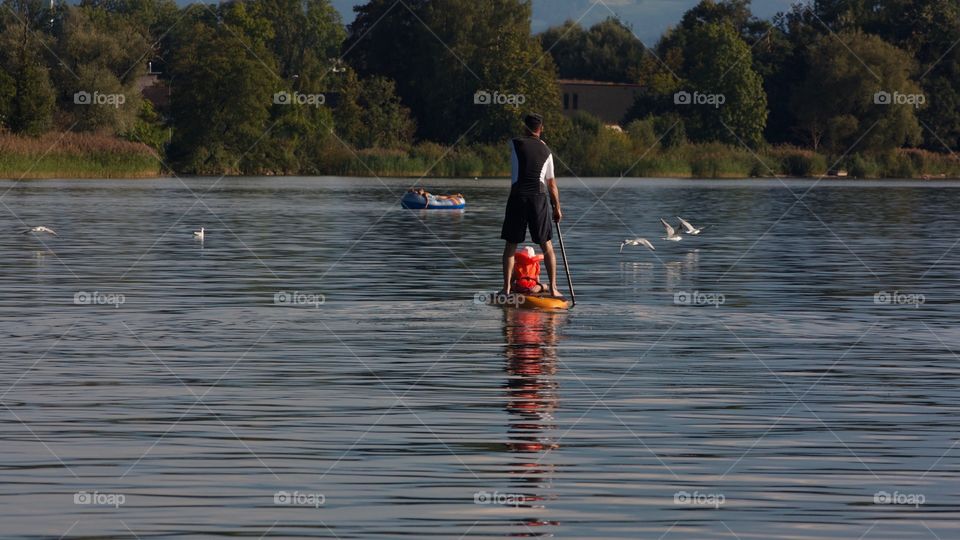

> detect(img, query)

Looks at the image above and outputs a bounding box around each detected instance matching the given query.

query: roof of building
[557,79,643,88]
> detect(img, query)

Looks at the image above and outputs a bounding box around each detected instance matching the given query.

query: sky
[328,0,799,45]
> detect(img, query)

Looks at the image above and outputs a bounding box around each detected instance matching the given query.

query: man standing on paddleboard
[500,113,563,298]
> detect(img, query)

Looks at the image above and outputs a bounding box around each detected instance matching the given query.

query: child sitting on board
[512,246,545,294]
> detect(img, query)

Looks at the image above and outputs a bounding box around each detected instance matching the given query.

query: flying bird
[677,216,706,235]
[22,226,57,236]
[660,218,682,241]
[620,238,655,253]
[193,227,204,240]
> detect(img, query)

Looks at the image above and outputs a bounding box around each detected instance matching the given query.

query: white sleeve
[510,142,519,185]
[542,154,555,184]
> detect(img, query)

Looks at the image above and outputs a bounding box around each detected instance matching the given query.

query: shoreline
[3,134,956,181]
[5,173,959,181]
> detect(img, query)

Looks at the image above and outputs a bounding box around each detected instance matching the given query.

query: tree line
[0,0,957,176]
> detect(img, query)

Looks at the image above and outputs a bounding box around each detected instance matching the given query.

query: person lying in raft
[511,246,546,294]
[407,188,464,204]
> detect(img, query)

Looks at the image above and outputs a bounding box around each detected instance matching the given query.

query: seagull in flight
[22,226,57,236]
[660,218,682,241]
[620,238,655,253]
[677,216,706,235]
[193,227,204,240]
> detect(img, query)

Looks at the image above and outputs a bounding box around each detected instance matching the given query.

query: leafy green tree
[253,0,345,82]
[677,22,767,146]
[122,100,168,152]
[334,71,415,148]
[52,5,150,134]
[10,64,55,135]
[631,2,766,146]
[165,0,344,174]
[165,8,277,173]
[791,31,922,154]
[347,0,561,144]
[79,0,180,34]
[897,0,960,151]
[779,0,959,151]
[0,70,15,126]
[540,17,645,83]
[0,0,56,134]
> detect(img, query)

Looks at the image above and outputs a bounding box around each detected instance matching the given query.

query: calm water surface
[2,177,960,539]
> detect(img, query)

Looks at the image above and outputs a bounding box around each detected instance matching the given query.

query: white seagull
[620,238,655,253]
[660,218,682,241]
[22,226,57,236]
[677,216,706,235]
[193,227,205,240]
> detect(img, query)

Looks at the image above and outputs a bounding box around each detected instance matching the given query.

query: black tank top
[510,136,555,196]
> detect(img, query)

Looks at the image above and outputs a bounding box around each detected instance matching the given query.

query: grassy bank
[314,140,960,179]
[0,133,161,179]
[555,143,960,179]
[1,132,957,180]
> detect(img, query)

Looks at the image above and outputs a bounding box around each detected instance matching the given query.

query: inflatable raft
[401,191,466,210]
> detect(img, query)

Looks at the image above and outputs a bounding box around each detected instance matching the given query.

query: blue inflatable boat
[401,191,466,210]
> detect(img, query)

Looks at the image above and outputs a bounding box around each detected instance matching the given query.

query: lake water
[2,177,960,539]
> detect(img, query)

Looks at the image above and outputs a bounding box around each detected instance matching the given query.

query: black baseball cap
[523,113,543,131]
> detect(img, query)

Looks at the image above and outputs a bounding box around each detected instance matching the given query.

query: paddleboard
[485,292,571,311]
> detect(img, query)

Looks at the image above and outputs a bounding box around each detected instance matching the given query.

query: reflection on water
[503,309,562,532]
[2,177,960,539]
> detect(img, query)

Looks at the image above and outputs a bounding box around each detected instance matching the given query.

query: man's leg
[502,242,518,294]
[540,240,562,297]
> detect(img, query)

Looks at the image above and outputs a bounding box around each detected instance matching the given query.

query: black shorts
[500,193,553,244]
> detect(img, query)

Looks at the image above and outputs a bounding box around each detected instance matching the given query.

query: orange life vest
[513,249,543,292]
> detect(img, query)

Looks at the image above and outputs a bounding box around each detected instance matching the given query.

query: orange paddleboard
[486,292,571,310]
[517,294,570,310]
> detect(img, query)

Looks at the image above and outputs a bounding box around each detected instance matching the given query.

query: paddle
[555,219,576,307]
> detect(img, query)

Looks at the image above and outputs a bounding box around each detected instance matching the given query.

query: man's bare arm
[547,178,561,222]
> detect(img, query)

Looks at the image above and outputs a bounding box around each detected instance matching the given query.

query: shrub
[845,154,880,179]
[768,146,828,177]
[879,151,916,179]
[626,118,659,152]
[653,113,687,148]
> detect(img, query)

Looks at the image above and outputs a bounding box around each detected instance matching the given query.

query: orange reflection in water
[501,308,565,531]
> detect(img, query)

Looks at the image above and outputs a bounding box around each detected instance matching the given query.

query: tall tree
[791,31,922,154]
[0,0,56,134]
[540,17,645,83]
[52,5,150,133]
[165,6,279,173]
[346,0,561,143]
[334,71,415,149]
[680,21,767,146]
